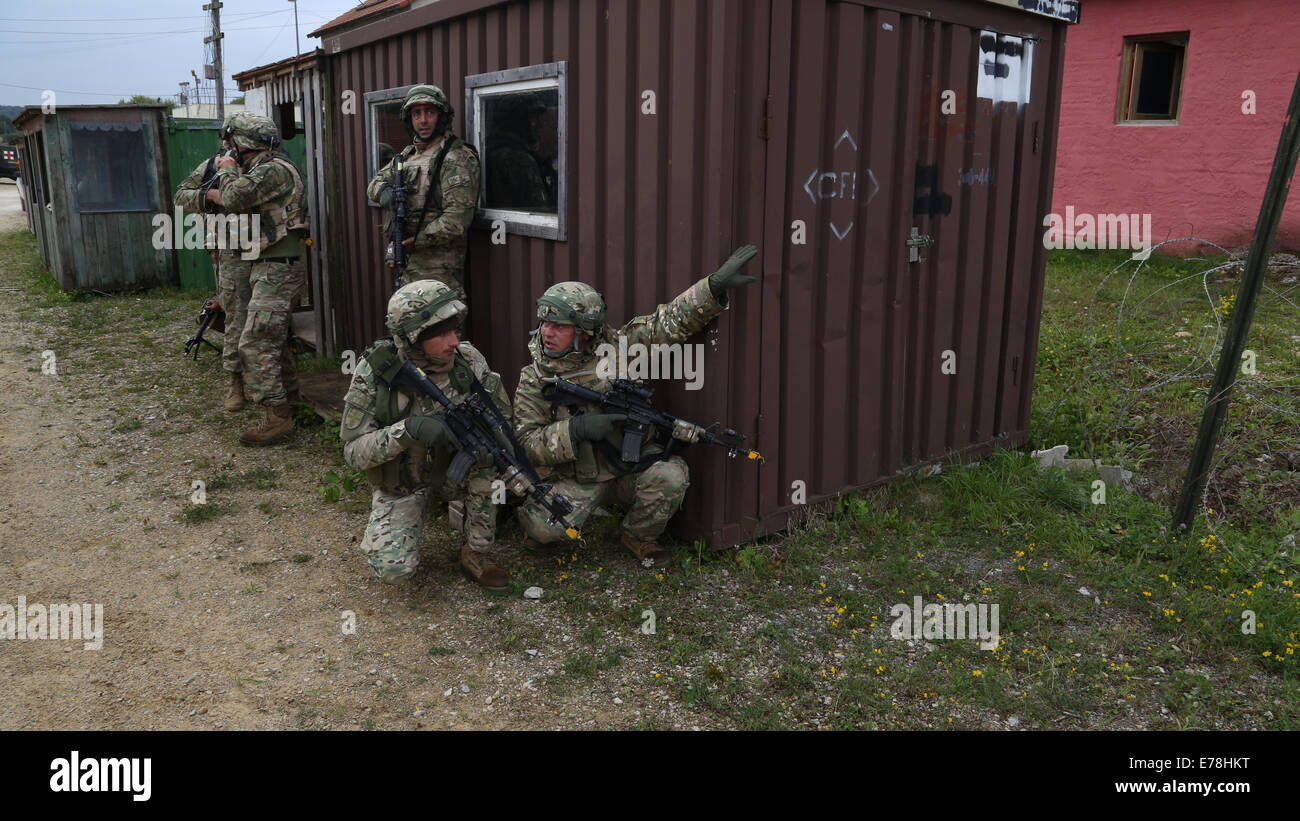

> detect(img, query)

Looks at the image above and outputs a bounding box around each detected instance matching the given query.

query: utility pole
[289,0,301,84]
[204,1,225,121]
[1172,68,1300,531]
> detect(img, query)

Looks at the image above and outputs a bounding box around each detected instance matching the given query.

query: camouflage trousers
[403,246,465,293]
[238,258,304,406]
[517,457,689,544]
[359,468,498,583]
[216,251,252,374]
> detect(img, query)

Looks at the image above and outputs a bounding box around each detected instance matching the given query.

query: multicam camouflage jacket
[214,150,309,258]
[174,157,221,214]
[341,340,510,495]
[366,134,481,283]
[513,276,727,483]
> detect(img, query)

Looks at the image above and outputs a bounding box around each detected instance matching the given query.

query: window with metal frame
[1117,33,1188,124]
[364,84,415,204]
[465,62,567,241]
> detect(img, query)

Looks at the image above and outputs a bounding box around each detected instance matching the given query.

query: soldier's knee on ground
[359,490,426,582]
[516,504,573,544]
[369,560,417,583]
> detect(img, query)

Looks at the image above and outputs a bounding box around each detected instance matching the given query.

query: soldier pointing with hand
[512,245,759,566]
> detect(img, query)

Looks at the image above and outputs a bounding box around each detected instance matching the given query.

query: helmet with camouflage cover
[219,112,238,141]
[224,112,280,151]
[386,279,468,355]
[536,281,605,357]
[400,84,454,126]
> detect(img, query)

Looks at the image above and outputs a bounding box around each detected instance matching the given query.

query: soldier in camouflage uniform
[513,245,759,566]
[173,117,253,411]
[340,280,512,589]
[205,113,310,445]
[366,85,481,291]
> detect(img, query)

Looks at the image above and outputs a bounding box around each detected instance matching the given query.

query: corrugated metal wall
[757,0,1066,537]
[326,0,1067,548]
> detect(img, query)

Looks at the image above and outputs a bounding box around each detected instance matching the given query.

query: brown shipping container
[323,0,1071,549]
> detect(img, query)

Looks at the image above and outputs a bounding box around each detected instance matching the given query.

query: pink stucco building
[1051,0,1300,252]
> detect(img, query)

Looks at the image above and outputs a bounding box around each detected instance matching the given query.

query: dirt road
[0,219,704,730]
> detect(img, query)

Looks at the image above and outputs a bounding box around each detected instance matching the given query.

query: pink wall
[1051,0,1300,252]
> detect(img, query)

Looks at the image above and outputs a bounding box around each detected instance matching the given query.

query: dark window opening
[69,122,155,212]
[1118,34,1187,123]
[482,89,559,213]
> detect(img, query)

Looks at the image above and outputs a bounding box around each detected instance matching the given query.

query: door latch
[907,227,934,263]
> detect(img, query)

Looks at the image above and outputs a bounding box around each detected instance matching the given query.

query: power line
[0,22,301,36]
[0,10,285,22]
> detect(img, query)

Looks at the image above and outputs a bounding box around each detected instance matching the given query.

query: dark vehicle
[0,145,18,180]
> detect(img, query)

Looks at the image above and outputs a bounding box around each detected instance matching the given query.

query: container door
[760,0,1054,524]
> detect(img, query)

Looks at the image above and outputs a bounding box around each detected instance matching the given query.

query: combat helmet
[400,84,454,126]
[224,112,280,151]
[536,281,605,357]
[386,279,468,355]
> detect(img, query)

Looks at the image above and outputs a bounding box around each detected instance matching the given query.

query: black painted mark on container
[913,163,953,217]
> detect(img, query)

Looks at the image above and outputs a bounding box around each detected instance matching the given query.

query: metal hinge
[758,96,772,141]
[907,227,934,263]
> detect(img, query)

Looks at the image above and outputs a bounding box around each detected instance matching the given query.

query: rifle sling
[410,136,458,241]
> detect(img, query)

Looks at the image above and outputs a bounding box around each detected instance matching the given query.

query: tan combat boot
[223,372,245,412]
[621,532,671,567]
[460,544,510,592]
[239,404,294,446]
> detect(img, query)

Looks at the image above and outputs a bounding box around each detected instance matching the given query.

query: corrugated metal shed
[317,0,1074,549]
[233,51,337,355]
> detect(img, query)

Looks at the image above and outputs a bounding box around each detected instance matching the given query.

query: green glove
[376,185,394,209]
[404,415,455,449]
[708,244,759,301]
[569,413,627,443]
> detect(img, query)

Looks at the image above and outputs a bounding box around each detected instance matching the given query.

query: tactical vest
[361,339,477,493]
[252,152,309,252]
[390,136,479,238]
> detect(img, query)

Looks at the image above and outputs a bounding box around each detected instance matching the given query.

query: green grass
[3,226,1295,730]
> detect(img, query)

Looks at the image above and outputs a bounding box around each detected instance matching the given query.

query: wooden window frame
[1117,33,1189,125]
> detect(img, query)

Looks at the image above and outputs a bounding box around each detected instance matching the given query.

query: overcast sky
[0,0,363,108]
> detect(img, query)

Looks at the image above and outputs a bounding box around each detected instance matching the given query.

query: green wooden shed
[13,104,177,292]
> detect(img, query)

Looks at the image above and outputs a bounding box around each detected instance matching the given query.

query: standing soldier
[204,113,309,446]
[367,84,481,291]
[512,245,759,566]
[340,280,512,590]
[174,116,252,412]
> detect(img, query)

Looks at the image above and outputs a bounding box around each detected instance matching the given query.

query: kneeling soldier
[512,245,758,566]
[340,281,511,589]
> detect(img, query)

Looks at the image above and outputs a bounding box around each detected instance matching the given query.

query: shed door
[759,0,1048,520]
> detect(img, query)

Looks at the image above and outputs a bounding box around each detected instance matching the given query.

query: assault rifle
[540,377,764,468]
[197,149,232,212]
[375,356,580,539]
[184,297,224,359]
[389,156,408,290]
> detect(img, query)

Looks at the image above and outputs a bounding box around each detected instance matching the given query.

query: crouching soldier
[340,281,512,590]
[512,245,759,566]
